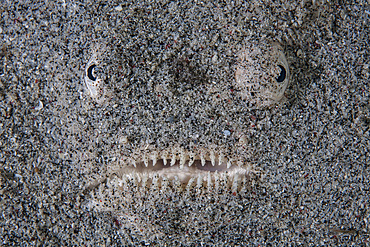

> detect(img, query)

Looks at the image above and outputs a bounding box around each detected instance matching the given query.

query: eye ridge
[276,64,286,83]
[87,64,97,81]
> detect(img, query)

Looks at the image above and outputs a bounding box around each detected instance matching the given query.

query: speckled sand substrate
[0,1,369,245]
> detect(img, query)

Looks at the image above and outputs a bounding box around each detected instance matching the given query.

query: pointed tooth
[196,174,203,189]
[161,152,168,166]
[152,175,159,188]
[232,174,239,193]
[144,156,149,167]
[132,160,137,168]
[152,153,157,166]
[186,177,195,192]
[201,153,205,166]
[207,172,212,190]
[188,153,195,166]
[170,153,176,166]
[180,151,185,169]
[188,159,193,166]
[214,171,220,191]
[218,153,224,166]
[158,175,163,189]
[142,174,148,189]
[161,176,168,190]
[210,151,215,166]
[227,160,232,169]
[220,171,227,188]
[173,176,182,191]
[132,175,139,189]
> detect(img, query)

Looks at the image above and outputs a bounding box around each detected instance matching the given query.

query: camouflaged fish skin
[82,37,290,208]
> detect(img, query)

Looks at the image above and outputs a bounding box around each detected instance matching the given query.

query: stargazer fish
[82,38,290,211]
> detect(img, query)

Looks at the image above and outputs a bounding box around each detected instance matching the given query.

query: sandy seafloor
[0,0,369,246]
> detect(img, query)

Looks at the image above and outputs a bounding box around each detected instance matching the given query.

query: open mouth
[86,152,257,212]
[102,148,256,194]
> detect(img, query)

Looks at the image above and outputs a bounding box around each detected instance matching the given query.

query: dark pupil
[87,64,97,81]
[276,65,286,83]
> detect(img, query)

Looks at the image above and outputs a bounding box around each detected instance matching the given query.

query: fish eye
[276,64,286,83]
[87,64,97,81]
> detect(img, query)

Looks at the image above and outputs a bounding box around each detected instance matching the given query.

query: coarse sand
[0,1,369,245]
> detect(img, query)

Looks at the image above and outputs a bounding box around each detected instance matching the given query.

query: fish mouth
[101,147,258,194]
[86,149,257,211]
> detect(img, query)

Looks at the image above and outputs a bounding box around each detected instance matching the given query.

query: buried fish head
[82,40,290,206]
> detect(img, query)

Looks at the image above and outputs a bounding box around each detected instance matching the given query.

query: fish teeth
[214,171,220,191]
[172,176,182,191]
[188,152,195,166]
[201,152,205,166]
[218,153,224,166]
[151,175,159,189]
[206,172,212,191]
[127,175,138,191]
[142,174,148,188]
[151,152,158,166]
[97,149,257,198]
[161,176,169,190]
[231,174,240,193]
[179,150,186,169]
[188,158,194,167]
[143,156,149,167]
[210,151,215,166]
[227,160,232,169]
[170,152,176,166]
[161,151,168,166]
[186,177,195,192]
[196,174,203,189]
[220,172,227,186]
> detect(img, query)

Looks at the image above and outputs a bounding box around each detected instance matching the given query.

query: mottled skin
[84,39,290,209]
